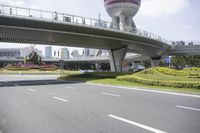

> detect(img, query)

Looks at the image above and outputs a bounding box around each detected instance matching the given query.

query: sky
[0,0,200,55]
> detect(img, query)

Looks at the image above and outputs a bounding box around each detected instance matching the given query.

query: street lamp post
[60,59,64,76]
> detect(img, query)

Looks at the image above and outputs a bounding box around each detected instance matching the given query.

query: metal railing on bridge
[0,4,169,44]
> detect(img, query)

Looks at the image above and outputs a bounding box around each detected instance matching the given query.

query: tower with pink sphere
[104,0,141,31]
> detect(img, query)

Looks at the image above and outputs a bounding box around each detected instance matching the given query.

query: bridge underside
[0,16,169,72]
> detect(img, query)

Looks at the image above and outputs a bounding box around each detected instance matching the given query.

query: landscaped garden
[117,67,200,89]
[58,67,200,94]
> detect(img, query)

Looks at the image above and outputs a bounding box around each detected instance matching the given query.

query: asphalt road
[0,75,59,81]
[0,76,200,133]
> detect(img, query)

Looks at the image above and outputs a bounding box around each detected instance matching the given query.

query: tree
[172,56,200,69]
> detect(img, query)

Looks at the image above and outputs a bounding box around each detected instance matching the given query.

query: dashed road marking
[52,96,68,102]
[108,114,167,133]
[65,86,76,89]
[176,105,200,112]
[101,92,120,97]
[27,88,36,92]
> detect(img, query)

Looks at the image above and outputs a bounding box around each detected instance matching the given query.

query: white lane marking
[27,88,36,92]
[65,86,76,89]
[108,114,167,133]
[101,92,120,97]
[87,83,200,98]
[52,96,68,102]
[176,105,200,112]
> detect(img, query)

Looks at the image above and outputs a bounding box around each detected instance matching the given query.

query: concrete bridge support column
[132,62,139,70]
[95,63,101,72]
[109,46,127,72]
[150,57,161,67]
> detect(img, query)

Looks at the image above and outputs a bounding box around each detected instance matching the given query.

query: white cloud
[0,0,25,7]
[181,24,192,30]
[139,0,190,17]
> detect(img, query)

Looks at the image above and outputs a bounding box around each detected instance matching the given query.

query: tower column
[119,14,125,31]
[109,46,127,72]
[150,57,161,67]
[112,17,119,30]
[126,17,133,31]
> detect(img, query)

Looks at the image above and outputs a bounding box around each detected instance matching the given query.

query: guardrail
[169,41,200,46]
[0,4,169,44]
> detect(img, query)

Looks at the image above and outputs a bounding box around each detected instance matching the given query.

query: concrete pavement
[0,77,200,133]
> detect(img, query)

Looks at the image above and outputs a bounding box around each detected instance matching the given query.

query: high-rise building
[71,50,80,58]
[83,48,96,57]
[89,49,96,56]
[94,13,106,28]
[83,48,89,56]
[61,48,70,59]
[45,46,52,59]
[0,48,20,58]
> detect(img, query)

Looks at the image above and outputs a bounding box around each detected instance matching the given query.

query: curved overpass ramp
[0,5,170,71]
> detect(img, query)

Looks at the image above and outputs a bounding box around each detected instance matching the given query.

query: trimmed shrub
[4,65,30,71]
[116,67,200,89]
[152,67,200,78]
[4,64,58,71]
[116,75,200,89]
[39,65,58,71]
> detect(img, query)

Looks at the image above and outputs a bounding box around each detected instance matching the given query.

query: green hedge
[39,67,58,71]
[116,75,200,89]
[152,67,200,78]
[5,66,30,71]
[5,65,31,71]
[154,67,188,76]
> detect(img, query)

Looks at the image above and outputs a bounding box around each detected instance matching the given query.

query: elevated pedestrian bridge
[0,5,199,71]
[169,42,200,56]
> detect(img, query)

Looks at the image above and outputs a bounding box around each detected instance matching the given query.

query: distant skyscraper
[71,50,80,58]
[45,46,52,59]
[89,49,96,56]
[83,48,96,57]
[61,48,70,59]
[94,13,105,28]
[0,48,20,58]
[83,48,89,56]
